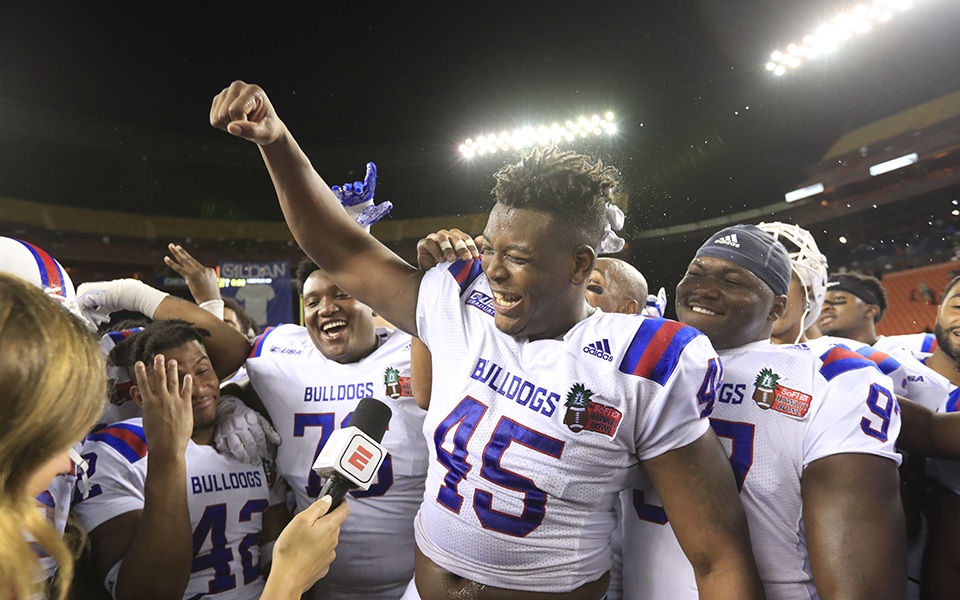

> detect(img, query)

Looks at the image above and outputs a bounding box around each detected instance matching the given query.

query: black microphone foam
[346,397,392,442]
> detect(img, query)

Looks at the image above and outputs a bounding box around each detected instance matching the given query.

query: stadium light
[869,152,918,176]
[766,0,921,76]
[459,112,617,159]
[784,182,825,203]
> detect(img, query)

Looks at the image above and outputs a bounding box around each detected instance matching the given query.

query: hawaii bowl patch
[384,366,412,399]
[562,383,622,436]
[752,367,811,418]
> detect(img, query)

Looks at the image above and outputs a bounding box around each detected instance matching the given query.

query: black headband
[826,276,883,308]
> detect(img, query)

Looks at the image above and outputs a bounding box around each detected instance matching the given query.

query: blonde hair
[0,273,105,600]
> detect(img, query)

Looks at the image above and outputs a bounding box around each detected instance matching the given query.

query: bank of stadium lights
[766,0,919,76]
[459,112,617,159]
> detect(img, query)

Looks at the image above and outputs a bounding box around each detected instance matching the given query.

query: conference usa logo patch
[562,383,622,436]
[752,367,811,419]
[465,290,495,316]
[384,366,412,399]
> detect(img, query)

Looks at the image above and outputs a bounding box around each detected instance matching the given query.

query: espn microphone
[313,397,392,508]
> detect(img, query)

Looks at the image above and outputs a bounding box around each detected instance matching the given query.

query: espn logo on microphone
[312,427,388,490]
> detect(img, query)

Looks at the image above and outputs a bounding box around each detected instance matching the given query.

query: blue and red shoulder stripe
[819,346,879,381]
[853,346,902,375]
[446,259,483,296]
[618,318,703,386]
[248,326,277,358]
[943,387,960,413]
[921,333,938,353]
[87,423,148,463]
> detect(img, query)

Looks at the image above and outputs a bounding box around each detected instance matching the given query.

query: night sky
[2,1,959,283]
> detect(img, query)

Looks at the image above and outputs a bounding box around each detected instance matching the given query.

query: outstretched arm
[209,81,422,334]
[77,278,251,379]
[802,453,906,600]
[642,431,765,600]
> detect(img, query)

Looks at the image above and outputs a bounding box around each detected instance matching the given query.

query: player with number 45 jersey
[622,225,905,600]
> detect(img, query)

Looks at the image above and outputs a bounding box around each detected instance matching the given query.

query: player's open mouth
[819,315,835,325]
[689,305,719,316]
[321,320,348,339]
[492,291,521,309]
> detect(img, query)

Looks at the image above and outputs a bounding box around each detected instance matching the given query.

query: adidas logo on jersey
[583,339,614,362]
[713,233,740,248]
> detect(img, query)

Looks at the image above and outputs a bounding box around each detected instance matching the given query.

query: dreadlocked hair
[492,146,618,247]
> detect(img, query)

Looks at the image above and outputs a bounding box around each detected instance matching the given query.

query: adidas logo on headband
[713,233,740,248]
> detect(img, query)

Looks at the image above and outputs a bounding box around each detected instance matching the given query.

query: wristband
[199,298,225,319]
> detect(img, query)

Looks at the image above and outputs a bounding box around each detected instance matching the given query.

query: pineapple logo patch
[752,367,811,418]
[384,366,412,399]
[563,383,622,436]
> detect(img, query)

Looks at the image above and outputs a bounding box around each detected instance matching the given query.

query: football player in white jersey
[71,320,280,599]
[886,275,960,598]
[622,224,905,600]
[417,236,649,600]
[210,81,763,600]
[245,259,429,600]
[756,221,938,598]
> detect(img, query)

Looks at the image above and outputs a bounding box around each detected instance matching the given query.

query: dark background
[1,0,958,291]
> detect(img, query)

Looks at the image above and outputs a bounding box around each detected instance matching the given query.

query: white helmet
[756,222,829,331]
[0,237,89,327]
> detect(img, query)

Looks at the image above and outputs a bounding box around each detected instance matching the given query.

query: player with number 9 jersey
[412,258,719,593]
[71,417,273,599]
[623,336,901,599]
[246,323,428,599]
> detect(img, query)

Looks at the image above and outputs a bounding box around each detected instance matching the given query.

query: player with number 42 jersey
[71,417,273,600]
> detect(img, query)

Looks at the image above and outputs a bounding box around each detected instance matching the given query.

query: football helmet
[0,236,91,327]
[756,222,829,331]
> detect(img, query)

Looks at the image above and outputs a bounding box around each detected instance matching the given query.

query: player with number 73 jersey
[623,341,902,599]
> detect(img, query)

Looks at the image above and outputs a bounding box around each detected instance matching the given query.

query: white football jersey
[622,340,901,600]
[880,347,956,411]
[245,324,428,599]
[917,365,960,494]
[874,333,938,357]
[70,417,271,600]
[35,467,77,585]
[414,259,716,593]
[806,337,935,600]
[806,336,936,405]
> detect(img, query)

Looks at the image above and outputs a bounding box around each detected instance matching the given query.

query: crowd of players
[2,80,960,600]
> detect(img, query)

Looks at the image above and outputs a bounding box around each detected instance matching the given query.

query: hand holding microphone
[312,397,393,508]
